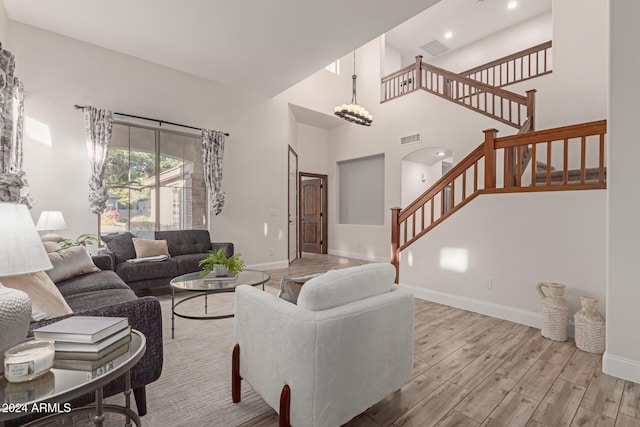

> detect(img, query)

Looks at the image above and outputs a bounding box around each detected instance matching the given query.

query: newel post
[390,207,401,284]
[483,129,498,189]
[414,55,423,90]
[526,89,537,131]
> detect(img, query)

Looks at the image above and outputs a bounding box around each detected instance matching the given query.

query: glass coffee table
[0,329,145,426]
[169,269,270,338]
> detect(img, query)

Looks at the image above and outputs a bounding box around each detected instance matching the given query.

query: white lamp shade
[0,203,53,277]
[36,211,67,232]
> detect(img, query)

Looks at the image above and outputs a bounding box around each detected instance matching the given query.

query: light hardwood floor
[241,253,640,427]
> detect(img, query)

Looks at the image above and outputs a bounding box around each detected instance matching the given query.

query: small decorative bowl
[4,339,55,383]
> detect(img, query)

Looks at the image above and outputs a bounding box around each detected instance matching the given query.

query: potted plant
[198,248,245,277]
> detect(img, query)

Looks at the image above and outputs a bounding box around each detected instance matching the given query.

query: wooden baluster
[516,145,523,187]
[430,197,434,225]
[484,129,498,189]
[390,207,401,284]
[440,190,445,216]
[546,141,552,185]
[403,220,407,245]
[421,205,425,231]
[563,139,569,184]
[531,143,537,186]
[599,133,605,183]
[474,162,478,192]
[415,56,423,89]
[504,146,515,188]
[450,180,455,211]
[462,172,467,201]
[411,213,416,239]
[580,136,587,183]
[526,89,537,131]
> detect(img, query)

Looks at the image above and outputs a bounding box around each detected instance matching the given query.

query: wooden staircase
[380,41,552,129]
[383,41,607,282]
[390,120,607,282]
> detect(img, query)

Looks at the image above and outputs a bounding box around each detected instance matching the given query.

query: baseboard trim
[327,249,390,263]
[603,352,640,383]
[400,283,543,329]
[247,260,289,271]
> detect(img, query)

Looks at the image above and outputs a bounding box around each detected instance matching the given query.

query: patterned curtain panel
[0,46,32,207]
[83,106,113,214]
[202,129,226,215]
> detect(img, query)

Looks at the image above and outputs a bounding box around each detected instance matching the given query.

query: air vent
[420,40,450,57]
[400,133,421,145]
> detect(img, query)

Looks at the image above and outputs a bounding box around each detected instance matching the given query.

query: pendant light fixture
[334,51,373,126]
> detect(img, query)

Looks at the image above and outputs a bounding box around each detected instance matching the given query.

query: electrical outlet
[483,277,493,289]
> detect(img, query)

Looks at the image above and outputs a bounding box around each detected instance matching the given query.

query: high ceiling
[385,0,552,64]
[5,0,551,98]
[4,0,440,96]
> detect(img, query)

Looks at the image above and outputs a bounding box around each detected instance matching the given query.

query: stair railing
[461,41,553,88]
[381,56,535,129]
[390,120,607,282]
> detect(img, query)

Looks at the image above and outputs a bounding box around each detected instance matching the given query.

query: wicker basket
[537,282,569,342]
[574,296,605,354]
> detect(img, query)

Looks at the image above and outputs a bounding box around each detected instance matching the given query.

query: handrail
[461,41,553,88]
[420,61,530,128]
[390,119,607,282]
[381,56,533,129]
[400,144,484,222]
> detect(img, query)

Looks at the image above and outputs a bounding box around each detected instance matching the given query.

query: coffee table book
[54,337,131,371]
[54,335,132,361]
[53,327,131,353]
[33,316,129,343]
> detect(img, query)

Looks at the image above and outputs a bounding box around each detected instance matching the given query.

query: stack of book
[33,316,131,373]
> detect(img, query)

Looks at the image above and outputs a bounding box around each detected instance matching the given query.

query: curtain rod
[74,105,229,136]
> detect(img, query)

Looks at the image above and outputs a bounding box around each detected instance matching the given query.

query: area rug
[49,288,276,427]
[137,290,274,427]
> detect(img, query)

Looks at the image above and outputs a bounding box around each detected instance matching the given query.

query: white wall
[0,0,7,46]
[401,159,441,208]
[604,1,640,383]
[296,123,328,175]
[400,190,606,327]
[10,22,293,267]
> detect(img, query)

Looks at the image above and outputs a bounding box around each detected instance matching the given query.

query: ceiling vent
[420,40,449,57]
[400,133,421,145]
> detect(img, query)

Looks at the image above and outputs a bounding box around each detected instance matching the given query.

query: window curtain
[83,106,113,214]
[201,129,226,215]
[0,46,32,206]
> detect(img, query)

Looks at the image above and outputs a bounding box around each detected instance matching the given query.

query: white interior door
[288,146,298,263]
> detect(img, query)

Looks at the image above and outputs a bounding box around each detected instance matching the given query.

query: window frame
[98,121,207,236]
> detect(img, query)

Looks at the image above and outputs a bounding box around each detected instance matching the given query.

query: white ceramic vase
[537,282,569,341]
[574,296,605,354]
[0,283,32,374]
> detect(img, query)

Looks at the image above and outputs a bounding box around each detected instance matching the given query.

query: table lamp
[0,203,53,373]
[36,210,67,242]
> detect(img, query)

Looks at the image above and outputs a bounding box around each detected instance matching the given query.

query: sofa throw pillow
[132,238,170,259]
[2,271,73,321]
[278,273,323,304]
[46,246,100,283]
[102,232,137,264]
[42,241,62,253]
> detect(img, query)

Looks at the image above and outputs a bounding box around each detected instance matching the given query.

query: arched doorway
[401,147,452,208]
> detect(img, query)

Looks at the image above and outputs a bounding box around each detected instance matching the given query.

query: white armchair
[232,263,414,427]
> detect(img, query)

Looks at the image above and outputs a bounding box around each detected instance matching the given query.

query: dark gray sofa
[18,254,163,423]
[101,229,234,294]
